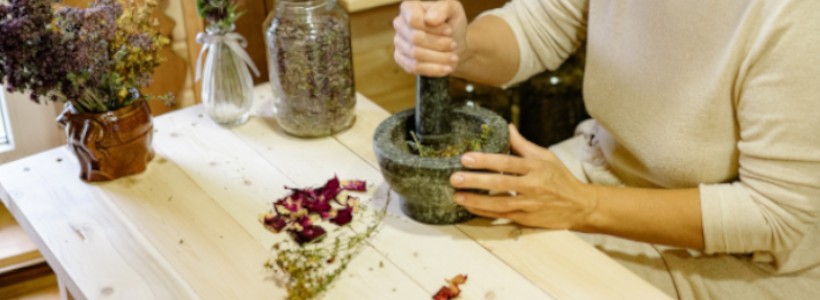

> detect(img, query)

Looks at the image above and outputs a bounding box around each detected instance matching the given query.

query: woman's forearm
[578,186,704,250]
[453,15,520,87]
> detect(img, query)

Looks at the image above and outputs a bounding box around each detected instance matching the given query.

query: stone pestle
[414,75,452,145]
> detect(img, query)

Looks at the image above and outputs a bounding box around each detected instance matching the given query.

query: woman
[392,0,820,298]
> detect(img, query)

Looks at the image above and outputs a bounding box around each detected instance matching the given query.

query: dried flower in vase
[196,0,244,32]
[0,0,174,113]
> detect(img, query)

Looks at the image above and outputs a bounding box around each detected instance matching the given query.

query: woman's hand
[392,0,468,77]
[450,124,597,230]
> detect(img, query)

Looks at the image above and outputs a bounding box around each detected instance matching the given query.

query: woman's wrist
[451,25,475,79]
[449,15,518,86]
[571,184,604,233]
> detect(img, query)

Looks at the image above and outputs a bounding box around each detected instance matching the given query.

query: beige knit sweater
[485,0,820,277]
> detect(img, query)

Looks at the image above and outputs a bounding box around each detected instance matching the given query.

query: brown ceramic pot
[57,99,155,182]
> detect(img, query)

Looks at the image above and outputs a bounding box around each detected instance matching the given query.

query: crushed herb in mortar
[409,124,492,158]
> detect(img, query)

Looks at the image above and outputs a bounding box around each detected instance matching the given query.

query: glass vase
[265,0,356,137]
[200,25,254,126]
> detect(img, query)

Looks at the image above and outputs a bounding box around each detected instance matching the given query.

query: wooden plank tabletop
[0,84,671,300]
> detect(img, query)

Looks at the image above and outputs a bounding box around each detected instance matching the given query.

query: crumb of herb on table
[433,274,468,300]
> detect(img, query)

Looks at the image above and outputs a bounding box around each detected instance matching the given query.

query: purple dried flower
[128,33,153,50]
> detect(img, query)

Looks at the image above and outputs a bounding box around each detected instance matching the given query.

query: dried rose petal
[261,213,289,233]
[317,176,342,202]
[330,206,353,226]
[432,274,467,300]
[304,197,332,213]
[289,225,327,245]
[341,179,366,191]
[265,176,368,245]
[275,196,303,213]
[321,209,338,220]
[433,287,451,300]
[298,215,319,228]
[285,187,312,204]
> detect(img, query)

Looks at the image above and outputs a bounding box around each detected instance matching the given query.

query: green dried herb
[409,124,492,158]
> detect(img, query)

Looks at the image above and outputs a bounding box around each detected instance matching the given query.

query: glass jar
[265,0,356,137]
[199,24,255,126]
[518,43,588,146]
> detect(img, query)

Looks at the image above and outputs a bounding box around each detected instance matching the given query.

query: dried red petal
[320,209,337,220]
[329,206,353,226]
[289,225,327,245]
[433,287,451,300]
[431,274,467,300]
[284,187,311,205]
[275,196,303,213]
[341,179,367,191]
[263,214,288,233]
[304,197,332,213]
[450,274,467,285]
[317,176,342,202]
[266,176,363,245]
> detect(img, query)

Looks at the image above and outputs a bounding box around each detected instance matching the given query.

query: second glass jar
[265,0,356,137]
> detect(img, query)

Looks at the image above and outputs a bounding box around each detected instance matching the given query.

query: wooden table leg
[58,274,76,300]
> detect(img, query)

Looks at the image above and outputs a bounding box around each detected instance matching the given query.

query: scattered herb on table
[260,176,387,300]
[409,124,492,158]
[433,274,468,300]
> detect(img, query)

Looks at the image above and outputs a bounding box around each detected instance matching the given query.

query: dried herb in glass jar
[265,0,356,137]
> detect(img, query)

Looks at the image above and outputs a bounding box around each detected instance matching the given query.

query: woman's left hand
[450,124,597,230]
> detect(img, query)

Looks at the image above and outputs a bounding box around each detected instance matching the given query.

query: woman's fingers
[508,124,555,160]
[393,1,467,76]
[461,206,506,220]
[398,2,452,36]
[423,0,465,26]
[393,33,457,66]
[460,151,531,174]
[394,50,453,77]
[454,192,541,213]
[451,171,521,192]
[393,17,455,52]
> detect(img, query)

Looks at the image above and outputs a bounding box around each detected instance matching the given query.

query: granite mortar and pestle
[373,76,510,224]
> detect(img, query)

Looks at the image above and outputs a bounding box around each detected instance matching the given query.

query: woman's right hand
[392,0,468,77]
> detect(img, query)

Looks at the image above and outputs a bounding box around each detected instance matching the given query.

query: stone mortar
[373,106,510,224]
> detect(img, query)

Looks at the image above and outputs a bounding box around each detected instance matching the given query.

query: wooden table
[0,84,671,300]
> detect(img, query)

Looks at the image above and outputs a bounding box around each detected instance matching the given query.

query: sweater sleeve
[699,0,820,273]
[479,0,588,88]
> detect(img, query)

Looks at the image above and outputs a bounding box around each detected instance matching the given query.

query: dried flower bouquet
[0,0,172,113]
